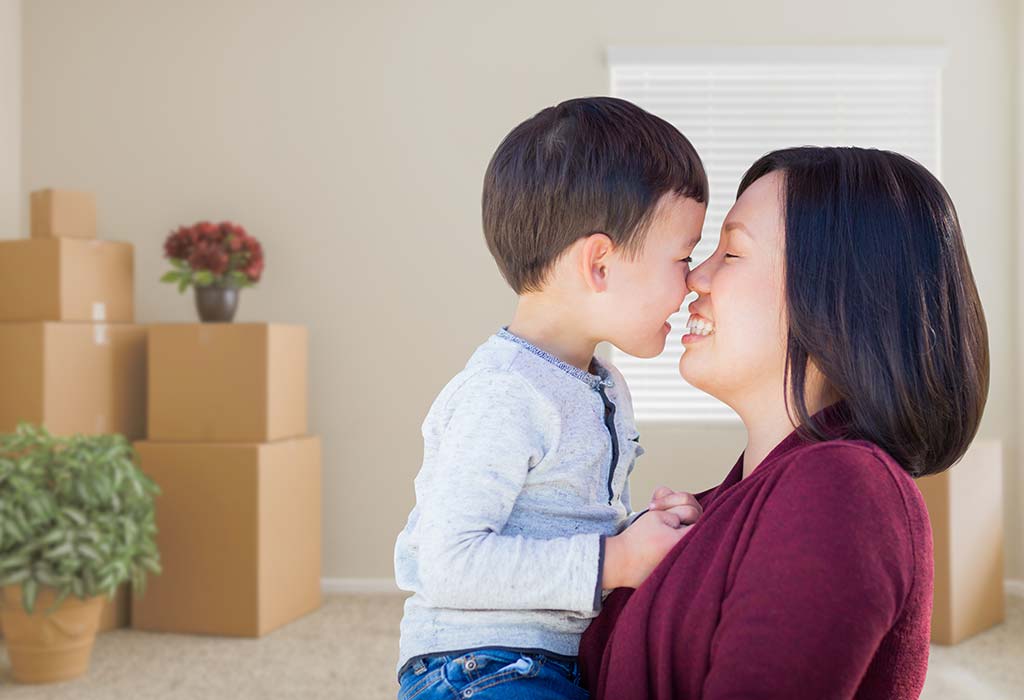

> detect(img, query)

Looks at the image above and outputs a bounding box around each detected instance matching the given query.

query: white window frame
[607,46,946,424]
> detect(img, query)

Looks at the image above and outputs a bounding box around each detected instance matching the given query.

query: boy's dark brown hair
[482,97,708,294]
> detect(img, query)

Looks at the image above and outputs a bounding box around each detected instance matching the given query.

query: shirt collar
[496,327,613,391]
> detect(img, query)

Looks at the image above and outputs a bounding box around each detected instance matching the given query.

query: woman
[579,147,989,699]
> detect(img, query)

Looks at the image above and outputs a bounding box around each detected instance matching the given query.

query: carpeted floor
[0,591,1021,699]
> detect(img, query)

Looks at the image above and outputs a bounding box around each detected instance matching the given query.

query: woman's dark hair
[482,96,708,294]
[738,147,989,477]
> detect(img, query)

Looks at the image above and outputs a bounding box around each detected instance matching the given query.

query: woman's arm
[702,443,919,699]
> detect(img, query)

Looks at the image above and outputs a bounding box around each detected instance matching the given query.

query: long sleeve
[701,444,917,699]
[415,370,603,613]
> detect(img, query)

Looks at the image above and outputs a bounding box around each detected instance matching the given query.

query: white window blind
[608,46,944,423]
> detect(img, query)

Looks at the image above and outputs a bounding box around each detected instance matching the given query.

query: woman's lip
[681,332,710,345]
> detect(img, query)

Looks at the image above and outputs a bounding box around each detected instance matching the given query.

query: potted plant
[160,220,264,322]
[0,424,160,684]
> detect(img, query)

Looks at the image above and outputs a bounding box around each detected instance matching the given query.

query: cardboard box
[917,440,1004,644]
[0,238,133,322]
[148,323,307,442]
[30,189,97,239]
[130,436,322,637]
[0,322,147,440]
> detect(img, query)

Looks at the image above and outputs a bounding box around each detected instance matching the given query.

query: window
[608,46,944,422]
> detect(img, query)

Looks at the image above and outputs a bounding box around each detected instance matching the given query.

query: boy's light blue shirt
[394,328,644,676]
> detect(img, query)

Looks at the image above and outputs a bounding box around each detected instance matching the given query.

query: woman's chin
[678,353,705,388]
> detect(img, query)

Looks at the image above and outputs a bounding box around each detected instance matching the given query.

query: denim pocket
[442,651,542,697]
[398,656,449,700]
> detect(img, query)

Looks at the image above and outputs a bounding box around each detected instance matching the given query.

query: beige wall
[0,0,18,235]
[19,0,1021,580]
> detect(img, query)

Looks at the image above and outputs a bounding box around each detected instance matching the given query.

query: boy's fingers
[653,509,683,529]
[664,504,702,525]
[650,492,702,515]
[650,486,674,502]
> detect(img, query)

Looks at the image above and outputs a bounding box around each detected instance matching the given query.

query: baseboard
[321,578,1024,597]
[321,577,403,594]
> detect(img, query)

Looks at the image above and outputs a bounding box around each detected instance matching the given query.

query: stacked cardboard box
[132,323,322,637]
[917,440,1005,644]
[0,189,141,634]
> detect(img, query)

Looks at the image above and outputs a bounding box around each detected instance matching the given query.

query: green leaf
[178,276,190,294]
[160,271,181,284]
[61,507,87,526]
[0,552,30,571]
[193,270,214,287]
[44,542,74,560]
[22,578,38,614]
[45,587,70,614]
[0,568,31,586]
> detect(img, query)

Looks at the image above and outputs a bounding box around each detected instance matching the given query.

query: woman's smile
[682,313,715,345]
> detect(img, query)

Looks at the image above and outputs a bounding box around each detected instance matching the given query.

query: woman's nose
[687,260,711,295]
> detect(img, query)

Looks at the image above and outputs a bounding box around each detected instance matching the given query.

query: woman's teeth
[687,318,715,336]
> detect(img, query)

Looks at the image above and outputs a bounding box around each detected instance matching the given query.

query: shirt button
[465,659,477,671]
[463,690,474,698]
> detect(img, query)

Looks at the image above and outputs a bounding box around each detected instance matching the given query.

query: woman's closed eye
[679,256,693,264]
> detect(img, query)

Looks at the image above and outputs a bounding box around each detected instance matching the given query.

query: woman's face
[679,172,789,412]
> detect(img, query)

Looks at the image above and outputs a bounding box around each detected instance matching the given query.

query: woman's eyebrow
[723,221,754,240]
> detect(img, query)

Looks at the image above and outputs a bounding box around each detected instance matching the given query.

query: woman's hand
[647,486,703,525]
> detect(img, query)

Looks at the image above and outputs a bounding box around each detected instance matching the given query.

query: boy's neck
[506,295,598,374]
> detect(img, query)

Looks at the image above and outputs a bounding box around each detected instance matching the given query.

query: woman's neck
[738,384,838,479]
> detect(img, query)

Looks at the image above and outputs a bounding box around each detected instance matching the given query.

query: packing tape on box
[92,302,107,322]
[93,323,109,346]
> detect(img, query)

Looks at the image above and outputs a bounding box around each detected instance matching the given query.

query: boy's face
[602,193,707,358]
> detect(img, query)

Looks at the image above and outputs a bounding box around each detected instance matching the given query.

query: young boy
[394,96,708,699]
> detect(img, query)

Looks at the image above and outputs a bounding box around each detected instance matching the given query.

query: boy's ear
[580,233,615,293]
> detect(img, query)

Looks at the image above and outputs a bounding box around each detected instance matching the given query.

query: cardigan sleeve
[702,443,919,699]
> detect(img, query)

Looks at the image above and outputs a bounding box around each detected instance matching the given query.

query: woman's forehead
[724,172,785,239]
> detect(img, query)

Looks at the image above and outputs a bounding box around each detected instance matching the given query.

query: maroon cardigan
[580,408,933,699]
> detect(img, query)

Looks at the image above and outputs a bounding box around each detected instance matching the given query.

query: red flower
[163,219,264,285]
[195,221,224,245]
[188,242,229,274]
[245,258,264,282]
[243,237,262,258]
[163,226,196,259]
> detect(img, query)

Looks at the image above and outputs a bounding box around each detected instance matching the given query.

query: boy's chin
[618,337,667,359]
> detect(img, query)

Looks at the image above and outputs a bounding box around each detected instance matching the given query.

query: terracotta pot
[194,284,240,322]
[0,585,105,684]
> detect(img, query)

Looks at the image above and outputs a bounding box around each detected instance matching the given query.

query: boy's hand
[647,486,703,525]
[603,510,690,590]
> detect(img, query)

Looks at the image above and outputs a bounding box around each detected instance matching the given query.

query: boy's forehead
[653,195,705,242]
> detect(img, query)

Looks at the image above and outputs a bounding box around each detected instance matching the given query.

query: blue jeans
[398,649,589,700]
